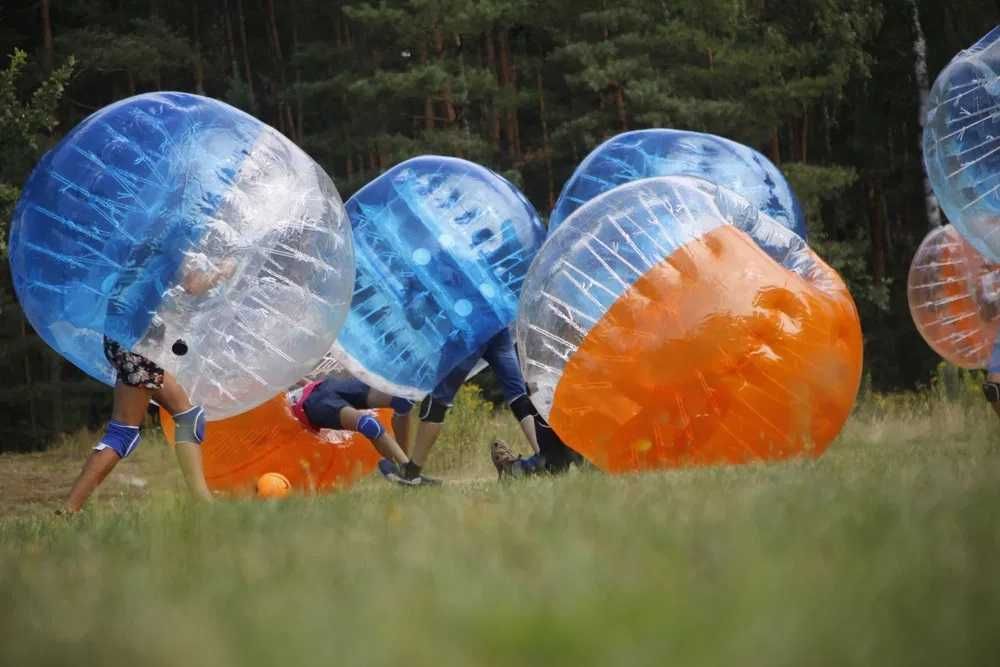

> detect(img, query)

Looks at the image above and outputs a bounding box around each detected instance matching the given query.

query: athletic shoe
[400,461,443,486]
[490,439,524,480]
[377,459,415,486]
[520,453,547,474]
[379,459,442,487]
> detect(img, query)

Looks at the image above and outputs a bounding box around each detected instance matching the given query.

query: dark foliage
[1,0,997,450]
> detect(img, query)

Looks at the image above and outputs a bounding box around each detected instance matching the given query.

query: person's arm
[64,448,121,512]
[182,257,237,296]
[174,442,214,501]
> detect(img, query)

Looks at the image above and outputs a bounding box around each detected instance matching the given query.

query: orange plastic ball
[907,224,1000,368]
[517,177,863,473]
[256,472,292,499]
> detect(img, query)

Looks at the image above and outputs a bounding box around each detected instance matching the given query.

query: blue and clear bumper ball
[335,156,545,398]
[924,27,1000,262]
[10,92,354,418]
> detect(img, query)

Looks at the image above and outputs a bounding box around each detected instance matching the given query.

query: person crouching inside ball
[408,327,582,480]
[289,377,439,486]
[973,270,1000,422]
[62,259,238,512]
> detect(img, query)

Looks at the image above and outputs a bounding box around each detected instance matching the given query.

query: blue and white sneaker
[377,459,411,485]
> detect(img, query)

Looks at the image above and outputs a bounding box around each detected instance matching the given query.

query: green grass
[2,384,1000,666]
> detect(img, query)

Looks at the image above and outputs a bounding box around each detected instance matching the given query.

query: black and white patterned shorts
[103,337,165,390]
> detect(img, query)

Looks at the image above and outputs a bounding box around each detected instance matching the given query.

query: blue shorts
[303,378,413,429]
[431,328,528,406]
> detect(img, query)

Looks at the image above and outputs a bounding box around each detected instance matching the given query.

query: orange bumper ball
[161,394,383,495]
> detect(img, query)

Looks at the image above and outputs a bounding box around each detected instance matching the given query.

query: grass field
[2,381,999,666]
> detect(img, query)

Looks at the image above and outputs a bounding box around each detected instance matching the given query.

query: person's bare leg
[154,374,212,502]
[410,420,443,467]
[64,449,124,512]
[518,416,540,455]
[392,413,412,454]
[339,406,411,466]
[64,382,150,512]
[368,388,413,454]
[152,373,191,414]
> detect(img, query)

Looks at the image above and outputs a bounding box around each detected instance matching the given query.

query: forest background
[0,0,996,451]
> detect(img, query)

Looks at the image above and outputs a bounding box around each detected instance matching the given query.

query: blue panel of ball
[549,129,807,240]
[337,156,545,398]
[10,92,262,385]
[923,27,1000,262]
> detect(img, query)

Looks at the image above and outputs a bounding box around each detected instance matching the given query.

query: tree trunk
[190,4,205,94]
[497,28,520,160]
[263,0,294,135]
[769,127,780,164]
[614,84,627,132]
[868,179,886,286]
[292,0,303,143]
[420,42,434,131]
[236,0,256,108]
[537,67,555,209]
[484,31,501,148]
[434,27,456,126]
[910,0,942,229]
[455,33,471,148]
[40,0,54,72]
[345,128,354,181]
[21,317,38,441]
[48,351,63,435]
[333,6,343,48]
[264,0,283,61]
[222,0,240,81]
[799,108,808,162]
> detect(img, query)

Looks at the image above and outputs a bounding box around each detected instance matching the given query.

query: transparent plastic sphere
[924,27,1000,261]
[517,176,862,472]
[550,129,806,239]
[9,92,354,419]
[907,224,1000,369]
[334,156,545,398]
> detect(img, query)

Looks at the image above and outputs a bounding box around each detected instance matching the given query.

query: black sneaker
[399,461,443,486]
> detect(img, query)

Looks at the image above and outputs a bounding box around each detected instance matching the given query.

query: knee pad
[96,420,142,458]
[510,394,537,422]
[984,381,1000,403]
[357,414,384,440]
[419,396,450,424]
[172,405,206,445]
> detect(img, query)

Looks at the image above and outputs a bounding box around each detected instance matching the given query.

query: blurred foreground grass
[1,378,999,666]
